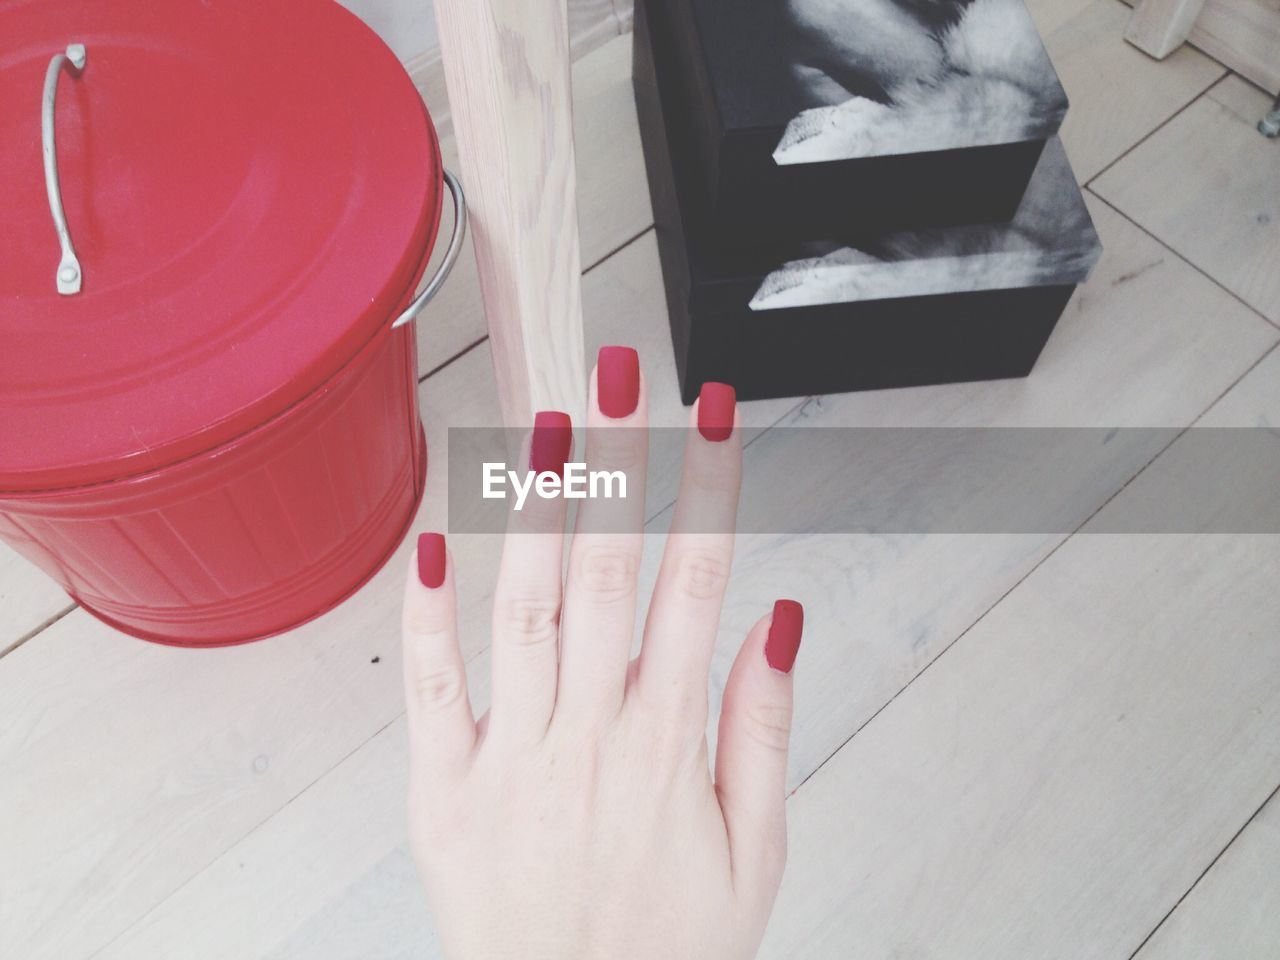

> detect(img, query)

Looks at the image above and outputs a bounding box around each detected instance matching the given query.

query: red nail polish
[530,411,573,478]
[765,599,803,673]
[697,382,735,442]
[597,346,640,419]
[417,533,446,589]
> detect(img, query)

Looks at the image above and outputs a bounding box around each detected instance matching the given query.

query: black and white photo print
[681,0,1068,162]
[774,0,1069,161]
[749,138,1100,309]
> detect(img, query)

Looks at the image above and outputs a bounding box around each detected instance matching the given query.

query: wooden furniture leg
[431,0,588,427]
[1124,0,1208,59]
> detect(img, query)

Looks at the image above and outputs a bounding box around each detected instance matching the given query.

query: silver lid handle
[43,43,87,296]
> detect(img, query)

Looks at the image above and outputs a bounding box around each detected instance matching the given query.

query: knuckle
[575,544,639,602]
[672,547,730,601]
[687,450,741,497]
[498,596,561,647]
[742,702,793,753]
[403,611,450,640]
[645,686,709,751]
[593,434,646,472]
[410,666,468,712]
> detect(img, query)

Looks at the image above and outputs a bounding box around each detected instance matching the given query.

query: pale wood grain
[1124,0,1207,58]
[413,34,651,373]
[1025,0,1101,36]
[80,196,1280,959]
[765,534,1280,958]
[1048,0,1224,182]
[1093,75,1280,326]
[1135,790,1280,959]
[431,0,588,427]
[1121,0,1280,93]
[760,346,1280,958]
[404,0,623,142]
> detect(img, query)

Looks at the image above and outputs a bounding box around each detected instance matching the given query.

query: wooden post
[1124,0,1207,59]
[431,0,588,427]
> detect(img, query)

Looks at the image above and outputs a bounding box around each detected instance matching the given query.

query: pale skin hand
[401,356,801,960]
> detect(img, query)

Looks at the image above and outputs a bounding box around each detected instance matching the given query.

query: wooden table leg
[432,0,588,427]
[1124,0,1208,59]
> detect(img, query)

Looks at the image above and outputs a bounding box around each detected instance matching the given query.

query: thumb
[714,599,804,896]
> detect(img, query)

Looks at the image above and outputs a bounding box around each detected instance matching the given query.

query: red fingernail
[597,346,640,419]
[765,599,803,673]
[697,382,736,442]
[417,532,446,589]
[530,411,573,478]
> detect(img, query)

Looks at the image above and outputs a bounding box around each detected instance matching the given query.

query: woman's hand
[401,346,804,960]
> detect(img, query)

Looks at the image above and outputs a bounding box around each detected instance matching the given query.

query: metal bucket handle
[43,42,466,316]
[390,168,467,329]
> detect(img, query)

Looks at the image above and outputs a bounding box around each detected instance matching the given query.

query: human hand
[401,346,804,960]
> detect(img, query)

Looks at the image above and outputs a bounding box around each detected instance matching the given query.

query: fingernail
[417,532,447,589]
[530,411,573,477]
[697,382,736,442]
[597,346,640,419]
[765,599,804,673]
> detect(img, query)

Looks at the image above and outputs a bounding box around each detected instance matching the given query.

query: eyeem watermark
[483,462,628,511]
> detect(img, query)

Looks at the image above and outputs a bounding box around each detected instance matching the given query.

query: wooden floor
[3,2,1279,957]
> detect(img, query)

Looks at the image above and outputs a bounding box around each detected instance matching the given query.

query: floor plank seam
[1085,189,1280,333]
[785,337,1280,797]
[1123,779,1280,960]
[0,603,77,661]
[1083,68,1229,190]
[419,336,489,384]
[584,225,654,273]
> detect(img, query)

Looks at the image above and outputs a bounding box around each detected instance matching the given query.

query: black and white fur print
[773,0,1067,162]
[749,138,1099,310]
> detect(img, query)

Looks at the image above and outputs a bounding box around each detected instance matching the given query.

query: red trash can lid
[0,0,442,492]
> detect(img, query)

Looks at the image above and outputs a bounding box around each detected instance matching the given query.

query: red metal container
[0,0,465,645]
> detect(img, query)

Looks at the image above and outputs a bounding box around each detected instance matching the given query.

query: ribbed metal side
[0,325,424,646]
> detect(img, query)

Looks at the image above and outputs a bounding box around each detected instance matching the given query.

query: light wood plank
[1093,75,1280,326]
[1048,0,1225,182]
[1125,0,1208,58]
[1122,0,1280,93]
[414,34,651,373]
[82,196,1280,958]
[0,547,72,658]
[431,0,588,426]
[1135,789,1280,959]
[403,0,622,139]
[760,355,1280,958]
[1025,0,1097,36]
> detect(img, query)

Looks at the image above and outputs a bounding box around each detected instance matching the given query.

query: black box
[634,0,1101,404]
[653,0,1069,245]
